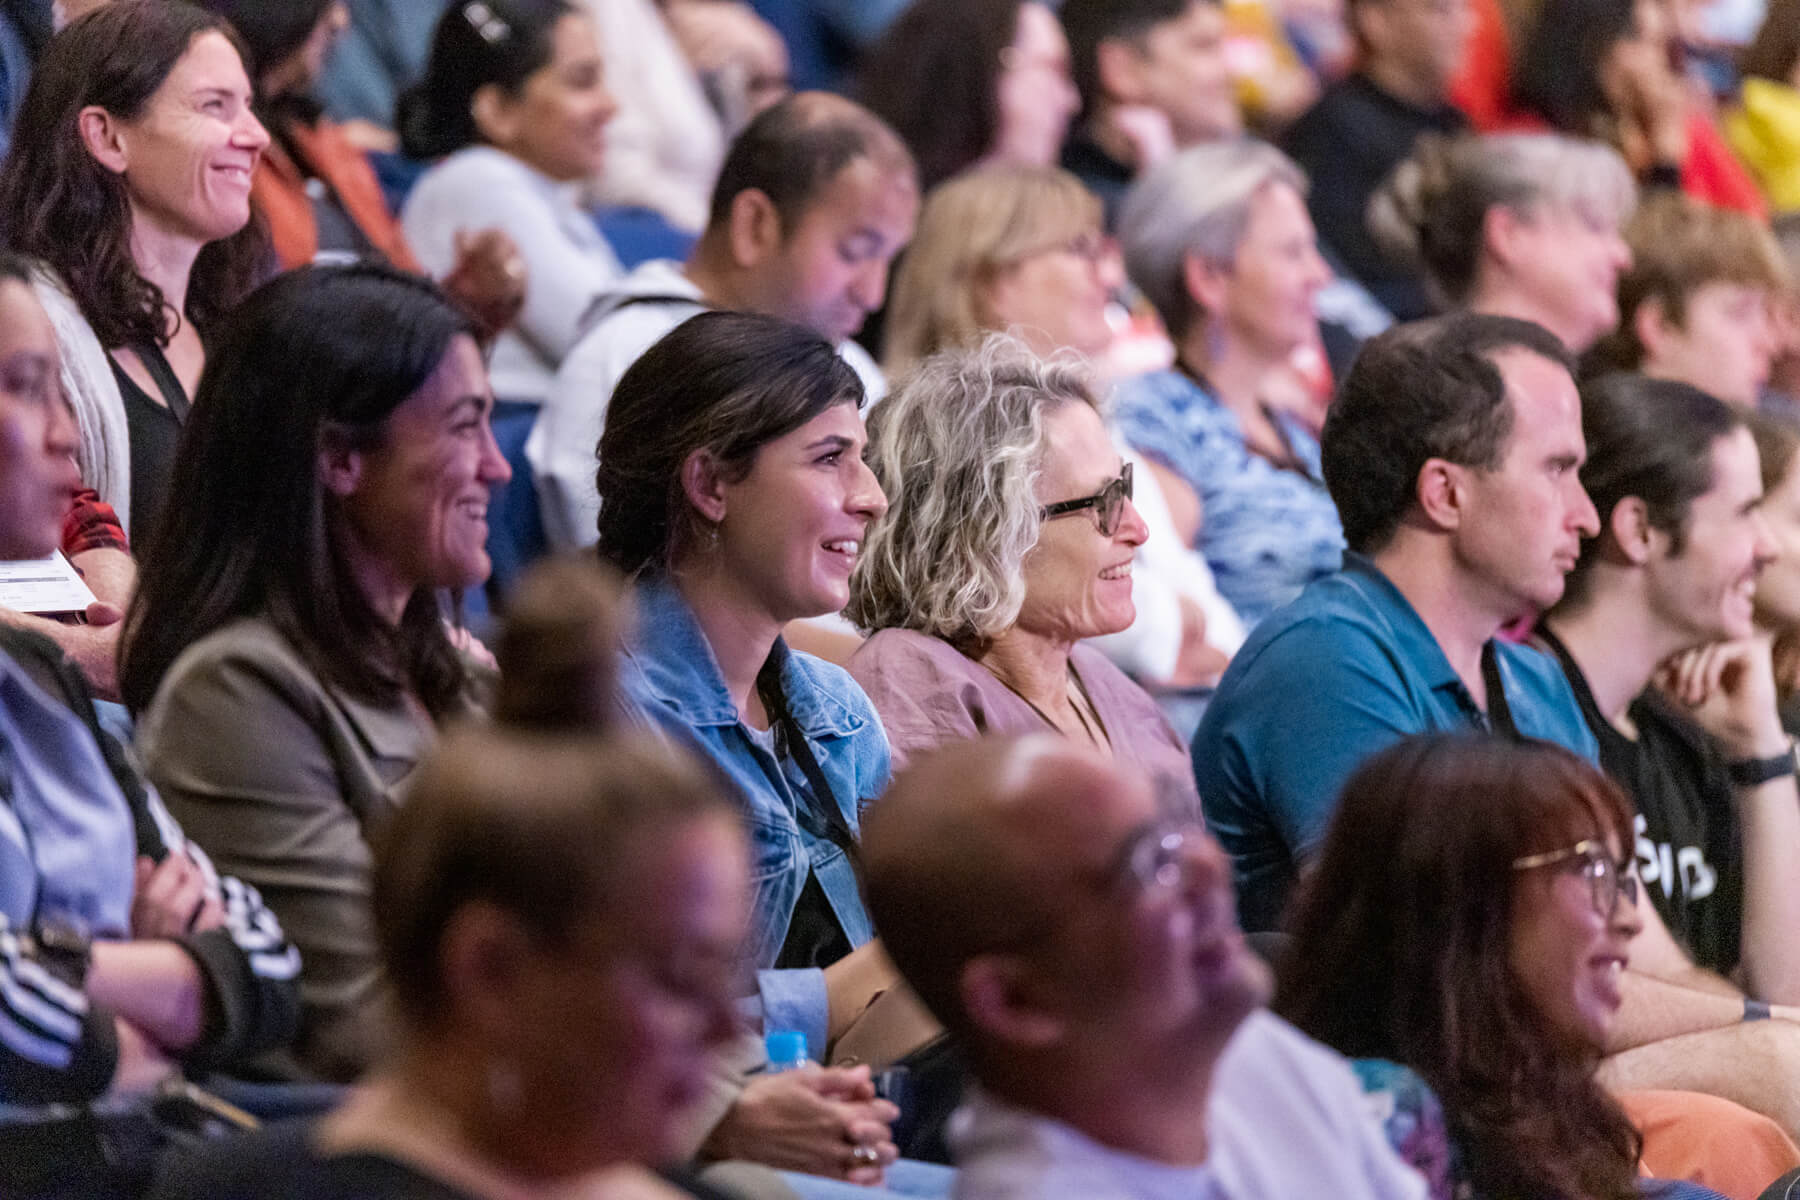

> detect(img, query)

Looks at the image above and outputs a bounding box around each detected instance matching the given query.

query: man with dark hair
[1194,312,1601,932]
[1057,0,1238,225]
[861,735,1427,1199]
[531,90,917,550]
[1280,0,1470,320]
[1534,374,1800,1136]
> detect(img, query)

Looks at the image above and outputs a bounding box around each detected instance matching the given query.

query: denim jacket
[620,580,890,1057]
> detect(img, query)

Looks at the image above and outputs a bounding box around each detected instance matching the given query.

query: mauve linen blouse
[847,628,1203,821]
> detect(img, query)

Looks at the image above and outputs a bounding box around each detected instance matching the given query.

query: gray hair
[846,334,1101,648]
[1118,139,1308,339]
[1369,132,1637,306]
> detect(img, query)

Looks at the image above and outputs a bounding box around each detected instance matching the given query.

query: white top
[401,145,623,403]
[1090,445,1247,683]
[529,257,885,552]
[583,0,725,235]
[951,1012,1427,1200]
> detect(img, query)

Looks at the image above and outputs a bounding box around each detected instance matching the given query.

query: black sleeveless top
[110,342,190,540]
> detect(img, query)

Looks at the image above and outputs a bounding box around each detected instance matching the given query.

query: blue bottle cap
[765,1029,808,1066]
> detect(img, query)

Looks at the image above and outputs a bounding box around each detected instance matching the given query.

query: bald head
[706,90,917,235]
[862,735,1144,1039]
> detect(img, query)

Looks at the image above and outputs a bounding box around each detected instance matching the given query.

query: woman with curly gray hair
[845,334,1200,815]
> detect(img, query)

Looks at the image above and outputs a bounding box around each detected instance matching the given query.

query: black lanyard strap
[755,648,861,866]
[1480,642,1521,741]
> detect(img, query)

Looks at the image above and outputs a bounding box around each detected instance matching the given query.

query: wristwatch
[31,916,92,989]
[1727,740,1799,787]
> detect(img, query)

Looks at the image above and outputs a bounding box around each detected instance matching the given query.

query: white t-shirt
[950,1012,1427,1200]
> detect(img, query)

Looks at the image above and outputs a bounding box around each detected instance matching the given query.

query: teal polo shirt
[1193,553,1598,932]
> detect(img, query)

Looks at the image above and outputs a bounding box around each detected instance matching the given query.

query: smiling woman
[595,311,915,1183]
[845,333,1200,814]
[399,0,624,406]
[0,0,271,538]
[118,264,508,1082]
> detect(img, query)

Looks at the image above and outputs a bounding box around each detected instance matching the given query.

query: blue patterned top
[1114,366,1345,628]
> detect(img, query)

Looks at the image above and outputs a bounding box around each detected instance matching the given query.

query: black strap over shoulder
[754,647,861,867]
[1481,642,1522,741]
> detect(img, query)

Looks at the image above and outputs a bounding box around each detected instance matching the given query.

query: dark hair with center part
[398,0,576,161]
[0,0,268,350]
[120,264,476,717]
[594,310,865,578]
[1276,734,1640,1200]
[1509,0,1638,137]
[857,0,1031,191]
[1322,312,1573,554]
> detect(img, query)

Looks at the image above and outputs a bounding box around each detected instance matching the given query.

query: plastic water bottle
[765,1029,815,1072]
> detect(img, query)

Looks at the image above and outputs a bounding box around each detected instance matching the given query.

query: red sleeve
[60,489,130,557]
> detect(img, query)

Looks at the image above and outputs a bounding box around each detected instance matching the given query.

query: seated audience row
[0,255,301,1197]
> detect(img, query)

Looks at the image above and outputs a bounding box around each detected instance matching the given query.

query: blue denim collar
[629,579,868,739]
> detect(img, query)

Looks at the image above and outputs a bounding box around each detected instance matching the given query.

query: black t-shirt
[1540,629,1744,973]
[1280,73,1467,322]
[149,1119,739,1200]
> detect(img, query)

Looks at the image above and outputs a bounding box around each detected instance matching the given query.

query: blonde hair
[883,166,1101,376]
[1588,192,1790,373]
[1370,132,1637,306]
[847,334,1101,648]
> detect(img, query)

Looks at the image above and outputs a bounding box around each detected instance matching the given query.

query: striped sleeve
[144,791,302,1072]
[0,915,117,1104]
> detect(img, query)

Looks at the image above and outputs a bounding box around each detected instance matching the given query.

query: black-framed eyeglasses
[1511,838,1639,918]
[1040,462,1133,537]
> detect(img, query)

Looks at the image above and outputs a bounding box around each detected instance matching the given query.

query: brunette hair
[593,310,864,578]
[1740,0,1800,87]
[191,0,333,84]
[119,264,476,717]
[1509,0,1638,137]
[856,0,1032,191]
[0,0,268,350]
[1322,312,1573,553]
[1275,734,1641,1200]
[707,91,914,237]
[374,726,737,1026]
[398,0,576,160]
[1585,193,1788,376]
[493,554,631,731]
[1559,373,1741,605]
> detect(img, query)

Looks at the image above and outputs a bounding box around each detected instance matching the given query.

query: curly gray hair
[846,333,1101,648]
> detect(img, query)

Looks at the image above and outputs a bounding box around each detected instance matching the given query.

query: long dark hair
[0,0,267,350]
[397,0,574,161]
[594,310,863,578]
[190,0,332,85]
[1274,735,1641,1200]
[1509,0,1638,137]
[119,264,475,717]
[1559,373,1741,606]
[856,0,1028,191]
